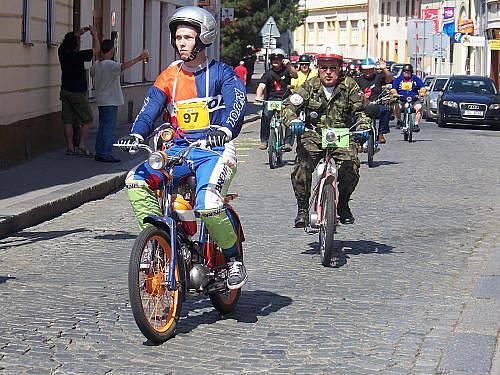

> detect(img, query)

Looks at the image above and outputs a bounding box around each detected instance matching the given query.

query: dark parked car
[437,75,500,129]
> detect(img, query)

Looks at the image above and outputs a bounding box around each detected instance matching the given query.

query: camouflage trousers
[291,130,360,206]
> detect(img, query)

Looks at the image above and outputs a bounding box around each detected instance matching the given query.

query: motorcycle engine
[188,264,210,290]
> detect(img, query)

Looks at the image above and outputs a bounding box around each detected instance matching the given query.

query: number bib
[401,81,413,91]
[175,101,210,131]
[266,100,283,112]
[322,128,350,148]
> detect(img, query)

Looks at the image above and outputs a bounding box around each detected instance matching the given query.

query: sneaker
[258,142,268,150]
[294,208,308,228]
[377,134,387,144]
[413,124,420,132]
[227,258,247,290]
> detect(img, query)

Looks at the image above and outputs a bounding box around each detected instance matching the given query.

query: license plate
[463,110,483,116]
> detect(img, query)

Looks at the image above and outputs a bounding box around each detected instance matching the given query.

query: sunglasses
[318,65,340,72]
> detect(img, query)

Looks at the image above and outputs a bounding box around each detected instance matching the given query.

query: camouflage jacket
[282,75,371,131]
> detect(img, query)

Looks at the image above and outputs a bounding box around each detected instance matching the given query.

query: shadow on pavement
[0,275,16,284]
[144,290,292,344]
[94,230,136,240]
[361,160,400,168]
[0,228,89,250]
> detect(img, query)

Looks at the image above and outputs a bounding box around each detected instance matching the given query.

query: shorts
[60,89,93,126]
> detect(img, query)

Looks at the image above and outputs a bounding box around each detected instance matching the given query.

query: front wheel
[268,129,278,169]
[367,130,375,168]
[319,183,337,267]
[128,226,183,344]
[408,114,414,143]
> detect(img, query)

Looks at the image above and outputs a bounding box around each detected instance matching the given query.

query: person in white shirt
[90,39,148,162]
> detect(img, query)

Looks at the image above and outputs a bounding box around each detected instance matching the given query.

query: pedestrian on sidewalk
[234,61,247,85]
[91,40,148,162]
[58,26,100,157]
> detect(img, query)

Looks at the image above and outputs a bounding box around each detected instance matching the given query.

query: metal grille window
[317,22,325,44]
[387,3,392,25]
[351,20,360,45]
[46,0,55,46]
[22,0,32,45]
[381,3,385,25]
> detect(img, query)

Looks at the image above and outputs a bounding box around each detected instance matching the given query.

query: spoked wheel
[319,184,337,267]
[268,129,279,169]
[208,240,243,315]
[277,125,284,167]
[367,130,375,168]
[128,226,183,344]
[408,114,414,143]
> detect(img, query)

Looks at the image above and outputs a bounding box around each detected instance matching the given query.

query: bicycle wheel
[268,127,279,169]
[128,226,183,343]
[408,113,414,143]
[319,184,336,267]
[403,114,409,141]
[277,123,284,166]
[209,240,243,315]
[367,129,375,168]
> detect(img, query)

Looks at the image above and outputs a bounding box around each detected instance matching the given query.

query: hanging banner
[443,7,455,37]
[422,8,439,34]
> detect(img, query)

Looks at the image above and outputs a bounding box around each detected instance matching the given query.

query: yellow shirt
[291,69,318,90]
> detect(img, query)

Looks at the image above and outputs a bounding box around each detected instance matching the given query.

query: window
[386,41,390,61]
[396,1,400,23]
[406,0,410,18]
[351,20,360,45]
[339,21,347,45]
[308,22,315,45]
[318,22,325,44]
[411,0,415,17]
[381,3,385,25]
[387,3,392,25]
[22,0,31,45]
[395,41,399,61]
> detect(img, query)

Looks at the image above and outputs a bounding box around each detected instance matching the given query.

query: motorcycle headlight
[148,151,167,170]
[489,103,500,110]
[325,130,336,143]
[442,100,458,108]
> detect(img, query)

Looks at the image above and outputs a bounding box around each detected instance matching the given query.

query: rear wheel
[367,129,375,168]
[128,227,183,344]
[209,240,243,315]
[268,128,278,169]
[319,184,336,267]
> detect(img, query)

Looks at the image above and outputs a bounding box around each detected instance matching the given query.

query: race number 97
[183,112,199,123]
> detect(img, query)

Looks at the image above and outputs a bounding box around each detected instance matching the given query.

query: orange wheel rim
[139,235,180,333]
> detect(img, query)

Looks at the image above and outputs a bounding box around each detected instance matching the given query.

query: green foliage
[220,0,306,66]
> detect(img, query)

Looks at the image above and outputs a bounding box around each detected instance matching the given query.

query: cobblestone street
[1,120,499,374]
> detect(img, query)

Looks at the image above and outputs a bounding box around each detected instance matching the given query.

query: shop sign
[458,19,474,34]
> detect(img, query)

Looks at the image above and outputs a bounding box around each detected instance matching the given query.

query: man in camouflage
[282,48,371,228]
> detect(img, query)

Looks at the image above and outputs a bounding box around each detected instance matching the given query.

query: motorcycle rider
[355,58,393,144]
[291,54,317,90]
[117,6,248,289]
[255,48,298,151]
[391,63,425,131]
[282,47,371,228]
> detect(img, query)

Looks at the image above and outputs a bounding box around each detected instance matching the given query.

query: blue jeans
[95,105,118,157]
[378,105,391,135]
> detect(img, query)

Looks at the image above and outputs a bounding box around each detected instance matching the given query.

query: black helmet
[402,64,413,73]
[298,54,311,64]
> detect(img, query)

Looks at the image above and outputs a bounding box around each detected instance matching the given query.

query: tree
[220,0,306,66]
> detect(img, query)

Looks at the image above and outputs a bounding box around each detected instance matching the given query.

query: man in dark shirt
[58,26,99,156]
[355,58,393,143]
[255,48,298,150]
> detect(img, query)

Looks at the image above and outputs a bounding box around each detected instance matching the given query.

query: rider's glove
[117,134,143,152]
[290,119,305,135]
[206,130,228,148]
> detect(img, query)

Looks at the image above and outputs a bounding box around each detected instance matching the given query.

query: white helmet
[270,48,286,59]
[168,6,217,48]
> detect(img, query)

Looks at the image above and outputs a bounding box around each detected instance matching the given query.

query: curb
[0,114,261,239]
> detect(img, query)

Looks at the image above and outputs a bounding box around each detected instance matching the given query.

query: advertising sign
[488,40,500,50]
[422,8,438,34]
[458,19,474,34]
[443,7,455,37]
[461,35,485,47]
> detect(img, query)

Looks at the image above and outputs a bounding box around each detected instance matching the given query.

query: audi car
[437,75,500,129]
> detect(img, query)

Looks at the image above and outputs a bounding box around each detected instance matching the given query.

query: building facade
[486,0,500,88]
[293,0,368,60]
[0,0,221,169]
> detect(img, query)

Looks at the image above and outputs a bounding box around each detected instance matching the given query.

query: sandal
[76,148,94,158]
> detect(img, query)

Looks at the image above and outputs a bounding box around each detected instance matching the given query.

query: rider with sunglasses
[282,47,371,228]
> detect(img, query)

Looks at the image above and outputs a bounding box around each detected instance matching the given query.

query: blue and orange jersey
[131,59,247,143]
[392,74,424,100]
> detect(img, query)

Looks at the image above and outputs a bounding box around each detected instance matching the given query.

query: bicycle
[305,124,365,266]
[115,134,245,343]
[400,96,417,142]
[258,99,286,169]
